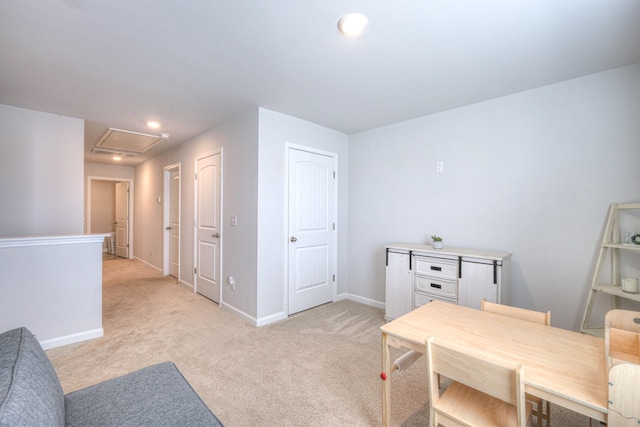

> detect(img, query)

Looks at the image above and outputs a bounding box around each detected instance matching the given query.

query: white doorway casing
[194,151,222,303]
[163,163,181,279]
[86,176,134,258]
[286,145,337,315]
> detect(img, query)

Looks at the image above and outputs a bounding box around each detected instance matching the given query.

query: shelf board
[602,243,640,251]
[594,284,640,302]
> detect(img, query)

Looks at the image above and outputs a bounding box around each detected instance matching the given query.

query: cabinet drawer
[415,276,457,299]
[415,292,456,308]
[414,256,458,280]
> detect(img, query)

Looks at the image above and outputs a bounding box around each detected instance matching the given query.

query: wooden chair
[481,299,551,326]
[481,299,551,427]
[605,309,640,369]
[425,336,532,427]
[607,362,640,426]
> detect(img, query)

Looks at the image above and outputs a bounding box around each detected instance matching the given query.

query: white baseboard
[255,310,287,327]
[133,256,163,273]
[220,302,258,326]
[220,295,384,328]
[220,301,287,327]
[178,279,194,291]
[40,328,104,350]
[337,293,385,310]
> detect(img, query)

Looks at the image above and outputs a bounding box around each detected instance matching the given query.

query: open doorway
[86,176,134,259]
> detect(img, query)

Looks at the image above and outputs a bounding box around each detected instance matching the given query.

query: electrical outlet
[436,161,444,173]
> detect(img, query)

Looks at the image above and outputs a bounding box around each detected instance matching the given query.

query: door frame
[86,176,135,258]
[193,149,223,299]
[163,162,181,278]
[284,143,338,315]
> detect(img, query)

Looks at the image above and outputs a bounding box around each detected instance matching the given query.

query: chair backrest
[481,299,551,326]
[607,362,640,426]
[425,336,528,426]
[605,309,640,368]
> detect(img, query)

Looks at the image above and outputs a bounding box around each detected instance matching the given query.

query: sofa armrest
[0,327,65,426]
[64,362,222,426]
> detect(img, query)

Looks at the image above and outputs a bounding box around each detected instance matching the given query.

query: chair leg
[529,396,550,427]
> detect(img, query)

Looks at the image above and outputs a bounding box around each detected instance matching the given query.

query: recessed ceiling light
[147,121,161,129]
[337,13,368,37]
[113,155,122,161]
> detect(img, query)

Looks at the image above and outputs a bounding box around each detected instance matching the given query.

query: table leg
[382,332,391,427]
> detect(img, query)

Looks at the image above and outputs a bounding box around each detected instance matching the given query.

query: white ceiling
[1,0,639,166]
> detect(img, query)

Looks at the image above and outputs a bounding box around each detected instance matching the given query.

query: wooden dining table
[380,301,607,426]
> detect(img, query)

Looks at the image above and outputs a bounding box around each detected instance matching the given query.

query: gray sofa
[0,327,223,426]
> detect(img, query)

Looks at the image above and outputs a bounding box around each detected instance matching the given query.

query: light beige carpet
[47,258,593,426]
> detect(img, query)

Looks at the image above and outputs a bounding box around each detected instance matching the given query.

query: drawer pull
[430,283,442,289]
[430,266,442,271]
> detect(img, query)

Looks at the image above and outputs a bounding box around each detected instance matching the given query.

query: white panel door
[288,148,336,315]
[115,182,129,258]
[195,153,221,303]
[169,169,180,278]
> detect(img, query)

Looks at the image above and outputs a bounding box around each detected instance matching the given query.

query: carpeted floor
[46,258,594,426]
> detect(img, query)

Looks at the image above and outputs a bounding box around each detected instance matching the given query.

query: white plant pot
[433,241,443,249]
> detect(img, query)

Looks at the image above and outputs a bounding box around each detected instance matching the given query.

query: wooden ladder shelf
[581,203,640,337]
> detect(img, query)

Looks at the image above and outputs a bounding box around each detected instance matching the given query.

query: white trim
[336,293,386,310]
[39,328,104,350]
[193,158,198,293]
[284,143,338,316]
[163,162,181,279]
[220,301,287,327]
[178,279,194,291]
[255,311,288,327]
[219,148,224,305]
[86,176,135,258]
[220,302,258,326]
[133,256,163,273]
[0,234,108,248]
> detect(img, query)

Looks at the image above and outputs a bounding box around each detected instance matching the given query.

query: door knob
[165,226,171,230]
[212,233,220,238]
[290,236,297,242]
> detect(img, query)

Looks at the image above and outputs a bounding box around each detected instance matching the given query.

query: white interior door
[115,182,129,258]
[169,169,180,278]
[195,153,221,303]
[287,147,336,315]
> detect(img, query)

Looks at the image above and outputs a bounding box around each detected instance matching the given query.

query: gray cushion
[64,362,222,426]
[0,327,65,426]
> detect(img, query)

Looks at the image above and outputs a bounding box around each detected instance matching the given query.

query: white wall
[0,235,105,349]
[85,161,136,180]
[256,108,349,322]
[0,104,84,237]
[132,107,349,326]
[133,110,260,321]
[348,63,640,331]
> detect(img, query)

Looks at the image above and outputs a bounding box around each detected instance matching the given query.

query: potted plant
[431,235,443,249]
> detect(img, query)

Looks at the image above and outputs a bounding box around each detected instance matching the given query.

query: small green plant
[431,235,442,242]
[631,233,640,245]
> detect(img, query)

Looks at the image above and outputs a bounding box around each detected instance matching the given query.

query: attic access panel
[95,128,163,154]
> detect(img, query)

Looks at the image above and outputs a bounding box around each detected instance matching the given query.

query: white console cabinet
[385,244,511,321]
